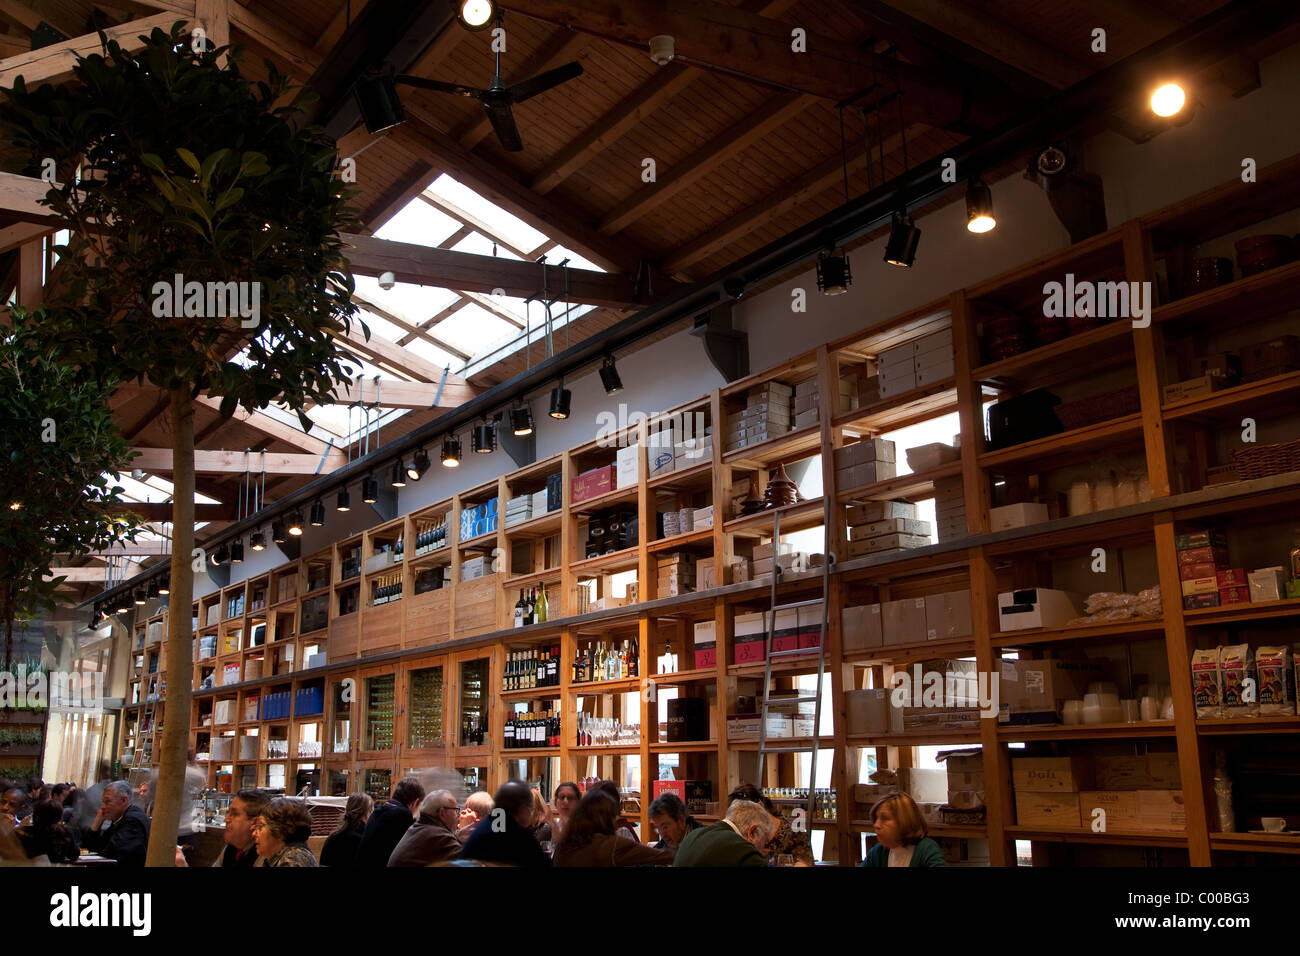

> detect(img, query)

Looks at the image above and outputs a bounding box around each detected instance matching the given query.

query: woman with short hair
[320,793,372,867]
[859,793,945,868]
[552,791,672,867]
[253,797,319,867]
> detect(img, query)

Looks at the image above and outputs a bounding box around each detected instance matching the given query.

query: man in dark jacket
[458,781,551,867]
[356,777,424,867]
[649,792,701,853]
[388,790,462,866]
[84,781,150,867]
[673,799,774,868]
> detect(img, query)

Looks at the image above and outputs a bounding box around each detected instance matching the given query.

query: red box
[733,636,766,664]
[571,465,615,504]
[653,780,687,800]
[1177,546,1230,568]
[694,646,716,669]
[773,633,800,653]
[1215,568,1249,588]
[1218,586,1250,605]
[1183,593,1221,610]
[1178,561,1221,580]
[798,630,823,650]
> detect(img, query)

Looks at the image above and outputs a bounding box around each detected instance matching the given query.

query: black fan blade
[396,74,487,99]
[486,102,523,151]
[507,61,583,104]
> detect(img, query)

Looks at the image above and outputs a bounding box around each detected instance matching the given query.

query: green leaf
[176,147,201,175]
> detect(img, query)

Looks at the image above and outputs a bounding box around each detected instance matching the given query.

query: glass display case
[330,680,352,754]
[365,674,395,751]
[458,657,489,747]
[201,789,233,827]
[326,768,350,797]
[364,767,392,804]
[407,665,444,749]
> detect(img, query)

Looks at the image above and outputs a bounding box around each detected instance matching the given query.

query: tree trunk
[145,387,195,866]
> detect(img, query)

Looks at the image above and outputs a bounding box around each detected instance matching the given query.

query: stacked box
[693,504,714,529]
[657,552,696,595]
[530,489,549,515]
[460,555,489,582]
[674,433,713,467]
[833,437,897,490]
[459,498,499,540]
[940,749,985,810]
[1175,527,1232,610]
[934,475,967,541]
[616,444,641,489]
[725,381,793,450]
[878,329,955,398]
[1013,756,1093,828]
[648,444,675,478]
[898,659,980,730]
[571,465,615,505]
[790,374,855,428]
[694,620,717,668]
[214,699,236,726]
[733,610,767,664]
[999,658,1104,724]
[504,494,533,528]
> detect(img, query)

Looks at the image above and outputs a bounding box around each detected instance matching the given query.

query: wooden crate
[327,615,358,662]
[360,600,402,655]
[276,572,299,603]
[454,573,500,638]
[405,587,451,648]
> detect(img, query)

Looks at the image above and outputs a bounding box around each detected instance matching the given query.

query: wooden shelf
[1197,715,1300,735]
[1004,826,1186,847]
[499,686,563,701]
[569,676,641,694]
[838,460,962,503]
[1183,597,1300,627]
[832,380,960,434]
[723,497,824,537]
[851,820,987,840]
[644,668,719,686]
[647,527,715,553]
[970,321,1134,387]
[998,720,1176,741]
[845,729,981,747]
[457,530,498,551]
[844,639,976,666]
[570,485,639,516]
[977,414,1144,470]
[502,510,563,538]
[504,567,561,588]
[648,460,713,492]
[1155,258,1300,328]
[1163,369,1300,422]
[500,747,560,757]
[1210,832,1300,854]
[722,423,823,467]
[726,735,833,751]
[570,545,640,576]
[990,618,1165,648]
[649,740,718,752]
[569,745,640,755]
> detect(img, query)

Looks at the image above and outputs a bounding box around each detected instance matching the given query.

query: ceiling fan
[352,11,583,152]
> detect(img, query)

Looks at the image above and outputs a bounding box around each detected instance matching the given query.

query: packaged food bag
[1256,646,1295,717]
[1220,643,1258,718]
[1191,647,1222,718]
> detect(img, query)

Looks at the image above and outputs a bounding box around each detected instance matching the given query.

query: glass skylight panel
[405,337,461,366]
[428,173,547,252]
[451,231,523,260]
[374,198,461,246]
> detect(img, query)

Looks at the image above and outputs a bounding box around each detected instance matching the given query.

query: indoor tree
[0,306,140,671]
[1,23,363,864]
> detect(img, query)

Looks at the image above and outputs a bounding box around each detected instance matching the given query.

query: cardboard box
[1016,790,1081,828]
[1214,568,1249,588]
[571,465,615,504]
[1175,529,1229,551]
[1001,658,1103,723]
[793,408,820,429]
[841,603,884,651]
[1248,567,1286,602]
[1013,756,1094,792]
[851,517,933,538]
[989,502,1050,530]
[1180,576,1219,596]
[1079,790,1140,829]
[648,447,675,478]
[726,714,791,740]
[753,540,795,562]
[882,597,928,646]
[846,499,917,524]
[835,459,898,489]
[1094,754,1181,790]
[1176,546,1230,568]
[616,444,641,489]
[1182,592,1220,610]
[899,768,948,804]
[925,590,973,641]
[845,532,930,557]
[878,364,917,396]
[1218,586,1250,605]
[1137,790,1186,831]
[947,771,986,791]
[1162,374,1227,404]
[833,438,897,469]
[996,588,1082,631]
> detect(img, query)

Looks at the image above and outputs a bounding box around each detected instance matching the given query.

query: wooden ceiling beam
[130,447,348,475]
[328,323,447,381]
[343,232,640,307]
[0,220,50,255]
[597,91,814,236]
[397,297,466,345]
[0,12,177,87]
[192,396,337,455]
[114,502,236,521]
[333,376,476,410]
[351,290,473,361]
[498,0,1011,131]
[0,0,42,32]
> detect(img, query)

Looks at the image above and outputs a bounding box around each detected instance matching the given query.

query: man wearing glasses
[175,789,270,867]
[387,790,463,867]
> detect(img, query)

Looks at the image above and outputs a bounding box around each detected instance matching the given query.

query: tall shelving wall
[114,157,1300,866]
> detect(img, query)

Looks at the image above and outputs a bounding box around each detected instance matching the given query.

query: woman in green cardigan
[859,794,946,867]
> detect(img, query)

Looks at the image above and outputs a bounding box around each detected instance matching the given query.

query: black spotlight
[272,521,287,544]
[390,460,407,488]
[510,403,534,437]
[251,530,266,551]
[884,212,921,267]
[456,0,497,31]
[117,595,130,614]
[230,538,244,563]
[599,354,623,394]
[158,578,170,596]
[362,474,379,504]
[442,436,462,468]
[212,544,229,566]
[354,69,404,135]
[473,421,496,454]
[966,178,996,233]
[816,252,851,295]
[146,578,160,599]
[408,449,430,481]
[134,588,147,606]
[336,488,351,512]
[287,512,304,537]
[549,382,571,420]
[310,499,326,527]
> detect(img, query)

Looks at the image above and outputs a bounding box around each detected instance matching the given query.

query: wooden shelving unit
[112,158,1300,866]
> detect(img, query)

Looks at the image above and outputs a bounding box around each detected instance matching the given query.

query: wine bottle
[547,644,558,686]
[535,583,548,623]
[524,588,535,626]
[504,712,515,749]
[620,640,629,679]
[514,589,526,628]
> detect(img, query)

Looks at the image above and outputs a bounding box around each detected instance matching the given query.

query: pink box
[733,637,766,664]
[571,465,615,504]
[1218,586,1250,605]
[773,634,799,653]
[1215,568,1249,588]
[653,780,687,800]
[799,631,822,650]
[695,646,716,669]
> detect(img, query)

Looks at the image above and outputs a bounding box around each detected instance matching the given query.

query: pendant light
[1150,82,1186,117]
[442,435,462,467]
[456,0,496,31]
[473,419,496,454]
[390,459,407,488]
[230,538,244,563]
[251,530,266,551]
[272,521,287,545]
[883,50,921,268]
[310,499,326,527]
[212,543,229,565]
[599,354,623,394]
[133,588,147,606]
[407,448,430,481]
[287,512,304,537]
[336,488,351,512]
[816,252,852,295]
[549,379,571,419]
[966,178,996,233]
[510,402,534,437]
[147,578,160,599]
[362,474,379,504]
[158,577,170,596]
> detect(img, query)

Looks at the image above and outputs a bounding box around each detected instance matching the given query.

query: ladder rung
[769,598,825,612]
[768,647,820,658]
[760,744,817,753]
[766,695,820,705]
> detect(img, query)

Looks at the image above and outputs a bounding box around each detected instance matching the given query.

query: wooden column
[951,291,990,533]
[970,546,1014,866]
[1124,220,1176,497]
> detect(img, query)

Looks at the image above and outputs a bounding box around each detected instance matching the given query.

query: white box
[1248,567,1285,602]
[616,444,641,489]
[648,447,675,478]
[989,502,1050,531]
[997,588,1082,631]
[878,342,915,367]
[899,768,948,804]
[878,364,917,396]
[915,360,954,387]
[531,489,549,514]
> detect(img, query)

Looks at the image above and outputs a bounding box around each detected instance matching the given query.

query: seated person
[859,793,945,867]
[552,790,672,867]
[458,781,551,867]
[356,777,425,867]
[389,790,462,867]
[728,783,815,866]
[456,789,494,843]
[84,781,150,867]
[674,799,776,867]
[177,788,270,867]
[649,792,701,853]
[253,797,318,867]
[18,800,80,863]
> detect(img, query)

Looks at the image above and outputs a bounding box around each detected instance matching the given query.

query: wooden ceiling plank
[192,395,336,455]
[313,0,373,52]
[333,376,475,410]
[0,0,42,32]
[597,91,814,236]
[131,447,347,475]
[226,3,320,76]
[0,12,177,87]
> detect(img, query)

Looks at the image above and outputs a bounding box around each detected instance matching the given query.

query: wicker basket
[1053,385,1141,431]
[1232,439,1300,480]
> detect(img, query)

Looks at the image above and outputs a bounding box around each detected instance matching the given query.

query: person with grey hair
[456,789,494,843]
[84,780,151,867]
[388,789,462,867]
[253,797,318,867]
[672,799,776,868]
